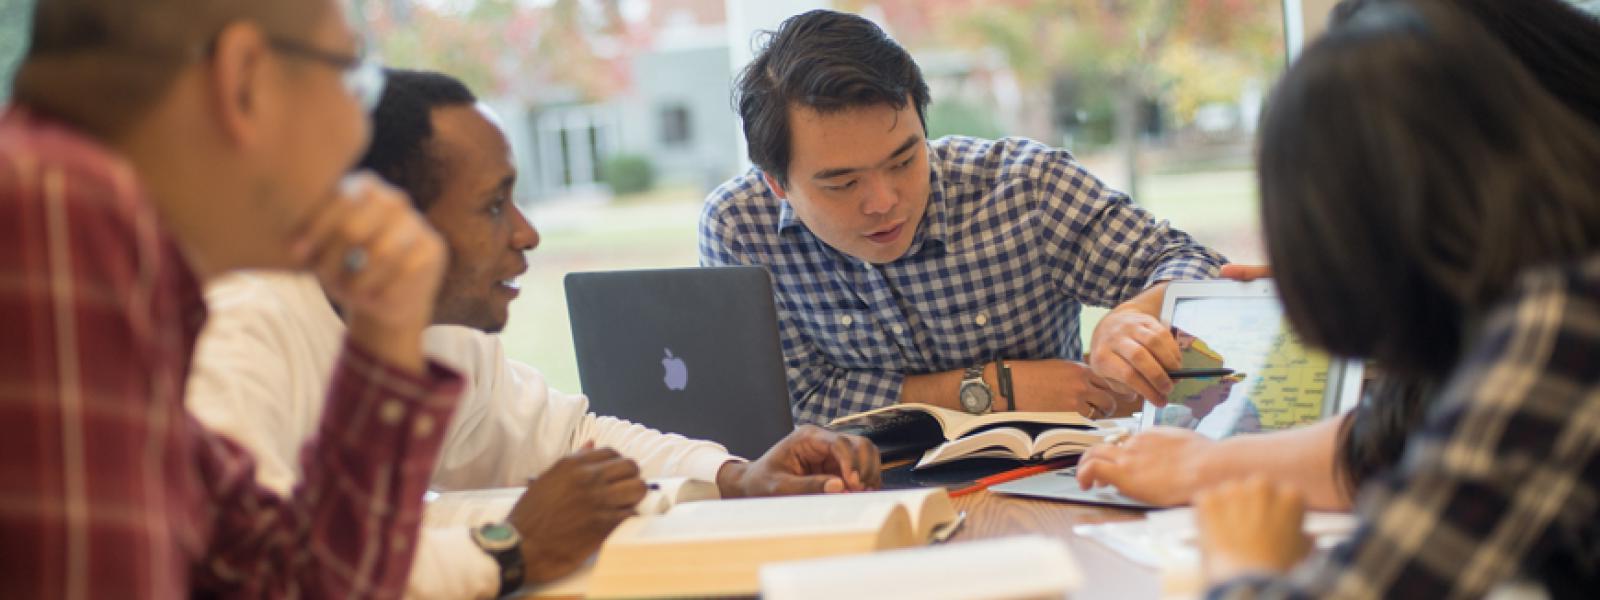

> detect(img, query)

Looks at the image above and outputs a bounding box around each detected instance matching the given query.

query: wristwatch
[958,365,994,414]
[471,521,526,597]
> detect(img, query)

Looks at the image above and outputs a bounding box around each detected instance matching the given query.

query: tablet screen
[1153,296,1332,438]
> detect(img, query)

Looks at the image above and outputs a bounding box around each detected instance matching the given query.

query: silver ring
[342,247,368,273]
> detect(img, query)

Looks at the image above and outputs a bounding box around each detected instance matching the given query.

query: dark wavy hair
[733,9,930,188]
[1262,1,1600,496]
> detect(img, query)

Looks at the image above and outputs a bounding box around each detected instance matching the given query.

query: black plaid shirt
[1209,257,1600,599]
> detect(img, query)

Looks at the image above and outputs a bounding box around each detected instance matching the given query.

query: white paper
[759,535,1080,600]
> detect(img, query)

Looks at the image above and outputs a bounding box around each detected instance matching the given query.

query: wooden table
[947,489,1162,599]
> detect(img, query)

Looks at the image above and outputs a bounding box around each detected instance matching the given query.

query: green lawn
[502,169,1264,394]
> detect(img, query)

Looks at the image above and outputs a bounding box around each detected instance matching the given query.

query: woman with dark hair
[1075,0,1600,511]
[1194,1,1600,597]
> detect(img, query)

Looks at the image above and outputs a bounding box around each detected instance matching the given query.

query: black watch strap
[471,522,525,597]
[997,361,1015,411]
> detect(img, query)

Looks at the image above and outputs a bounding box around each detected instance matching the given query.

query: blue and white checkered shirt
[700,136,1226,425]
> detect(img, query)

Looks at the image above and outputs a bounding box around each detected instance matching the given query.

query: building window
[660,104,692,147]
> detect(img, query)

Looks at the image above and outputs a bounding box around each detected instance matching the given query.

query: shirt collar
[905,156,949,257]
[774,148,951,258]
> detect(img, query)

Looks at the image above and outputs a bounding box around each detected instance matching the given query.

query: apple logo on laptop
[661,348,688,391]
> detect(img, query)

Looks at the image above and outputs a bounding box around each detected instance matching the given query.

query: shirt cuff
[684,449,745,484]
[1146,257,1225,289]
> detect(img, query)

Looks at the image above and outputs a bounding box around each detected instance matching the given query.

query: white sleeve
[422,325,742,487]
[424,325,576,489]
[573,414,744,482]
[404,528,500,600]
[185,291,306,496]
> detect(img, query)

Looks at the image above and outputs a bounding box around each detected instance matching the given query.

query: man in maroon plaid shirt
[0,0,468,597]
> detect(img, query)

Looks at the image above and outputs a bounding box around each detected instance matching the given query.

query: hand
[1088,308,1181,405]
[507,446,648,584]
[1008,360,1136,419]
[1076,427,1213,506]
[1220,264,1272,281]
[717,425,881,498]
[1194,476,1312,583]
[291,172,446,373]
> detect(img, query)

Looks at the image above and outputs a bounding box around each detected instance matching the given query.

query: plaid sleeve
[194,341,464,598]
[1207,263,1600,599]
[1037,154,1225,307]
[777,306,906,425]
[699,198,903,425]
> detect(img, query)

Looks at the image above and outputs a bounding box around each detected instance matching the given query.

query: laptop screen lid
[564,266,795,459]
[1144,279,1364,438]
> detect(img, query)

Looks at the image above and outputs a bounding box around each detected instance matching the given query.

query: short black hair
[733,9,930,188]
[358,68,478,210]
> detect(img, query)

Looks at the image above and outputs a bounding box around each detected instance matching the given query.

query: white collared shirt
[186,272,739,599]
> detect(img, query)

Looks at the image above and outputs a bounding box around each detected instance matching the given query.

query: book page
[630,494,903,543]
[1033,426,1124,455]
[624,488,952,544]
[915,427,1031,469]
[830,404,1094,441]
[760,535,1080,600]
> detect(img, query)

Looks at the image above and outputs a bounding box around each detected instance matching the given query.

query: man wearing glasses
[0,1,462,597]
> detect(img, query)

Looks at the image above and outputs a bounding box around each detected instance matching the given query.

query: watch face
[474,523,521,552]
[960,383,991,413]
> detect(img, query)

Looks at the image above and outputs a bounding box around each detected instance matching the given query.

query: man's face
[424,104,538,333]
[242,1,372,268]
[766,100,930,264]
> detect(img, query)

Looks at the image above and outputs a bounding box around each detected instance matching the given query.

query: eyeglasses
[266,37,386,112]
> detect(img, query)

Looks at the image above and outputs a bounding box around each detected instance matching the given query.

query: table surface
[948,489,1161,599]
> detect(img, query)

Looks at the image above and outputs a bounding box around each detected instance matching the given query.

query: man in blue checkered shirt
[699,10,1228,426]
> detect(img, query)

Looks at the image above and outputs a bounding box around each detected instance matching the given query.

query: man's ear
[206,22,271,149]
[760,171,787,200]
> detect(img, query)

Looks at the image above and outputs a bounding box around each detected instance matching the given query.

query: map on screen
[1154,296,1331,438]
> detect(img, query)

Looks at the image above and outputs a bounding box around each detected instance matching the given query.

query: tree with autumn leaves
[359,0,632,104]
[843,0,1284,198]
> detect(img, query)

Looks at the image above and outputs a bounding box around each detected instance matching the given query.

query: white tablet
[1141,279,1364,438]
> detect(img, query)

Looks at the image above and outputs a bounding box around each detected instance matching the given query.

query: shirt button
[974,313,990,326]
[840,315,854,327]
[891,324,904,335]
[379,400,405,425]
[393,533,410,552]
[413,415,436,438]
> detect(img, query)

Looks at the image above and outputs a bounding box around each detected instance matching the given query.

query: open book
[914,425,1122,469]
[423,477,719,529]
[830,404,1116,468]
[582,488,958,599]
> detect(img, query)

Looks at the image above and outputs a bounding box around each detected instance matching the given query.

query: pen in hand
[1167,368,1236,380]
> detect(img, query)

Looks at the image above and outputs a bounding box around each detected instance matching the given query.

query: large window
[356,0,1286,394]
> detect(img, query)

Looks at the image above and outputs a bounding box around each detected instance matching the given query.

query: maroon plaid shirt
[0,107,465,598]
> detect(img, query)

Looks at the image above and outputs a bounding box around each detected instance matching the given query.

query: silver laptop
[991,279,1364,508]
[564,266,796,459]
